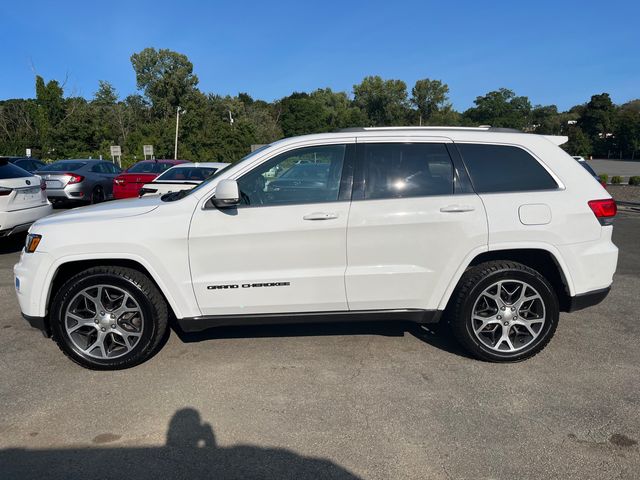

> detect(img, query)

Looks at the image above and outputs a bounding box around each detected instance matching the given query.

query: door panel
[345,194,486,310]
[345,141,487,311]
[189,202,350,315]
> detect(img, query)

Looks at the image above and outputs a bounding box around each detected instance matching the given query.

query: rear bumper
[46,184,89,201]
[0,204,52,236]
[557,227,618,295]
[567,286,611,312]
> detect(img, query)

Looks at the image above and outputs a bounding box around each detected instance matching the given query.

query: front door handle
[440,205,475,213]
[303,212,339,221]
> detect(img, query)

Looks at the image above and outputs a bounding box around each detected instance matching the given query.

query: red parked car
[113,160,188,199]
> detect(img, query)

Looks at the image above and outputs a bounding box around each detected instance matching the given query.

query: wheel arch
[439,247,574,313]
[45,257,180,325]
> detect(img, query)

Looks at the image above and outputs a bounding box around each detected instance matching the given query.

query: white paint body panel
[13,128,618,323]
[345,194,487,310]
[0,174,52,233]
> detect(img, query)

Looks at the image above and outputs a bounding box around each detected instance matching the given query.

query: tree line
[1,47,639,166]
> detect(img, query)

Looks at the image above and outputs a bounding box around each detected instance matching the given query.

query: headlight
[25,234,42,253]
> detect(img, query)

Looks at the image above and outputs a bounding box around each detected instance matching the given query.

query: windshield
[127,162,175,174]
[280,163,330,181]
[156,166,217,182]
[39,161,86,172]
[162,145,271,202]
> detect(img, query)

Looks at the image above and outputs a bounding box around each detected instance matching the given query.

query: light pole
[174,106,186,160]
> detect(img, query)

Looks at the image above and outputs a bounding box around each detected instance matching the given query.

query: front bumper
[566,286,611,312]
[21,313,50,337]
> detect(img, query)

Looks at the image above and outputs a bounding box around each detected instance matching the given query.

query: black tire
[448,261,559,362]
[50,266,168,370]
[90,186,105,204]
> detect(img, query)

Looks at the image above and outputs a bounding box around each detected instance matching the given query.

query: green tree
[130,48,199,116]
[93,80,118,106]
[463,88,532,129]
[578,93,616,157]
[564,125,592,157]
[614,103,640,159]
[353,76,409,126]
[277,92,327,137]
[410,79,450,125]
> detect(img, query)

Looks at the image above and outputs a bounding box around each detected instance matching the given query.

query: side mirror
[212,179,240,208]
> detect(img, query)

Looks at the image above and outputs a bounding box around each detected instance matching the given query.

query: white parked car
[14,127,618,369]
[0,159,52,237]
[139,162,229,197]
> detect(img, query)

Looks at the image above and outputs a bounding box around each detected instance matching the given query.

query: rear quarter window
[457,144,557,193]
[0,161,31,179]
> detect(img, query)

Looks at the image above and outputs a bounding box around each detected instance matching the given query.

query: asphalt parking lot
[0,214,638,480]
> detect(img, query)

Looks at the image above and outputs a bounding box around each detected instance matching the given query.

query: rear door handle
[440,205,475,213]
[303,212,339,221]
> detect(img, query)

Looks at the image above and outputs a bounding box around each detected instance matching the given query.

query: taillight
[67,173,84,184]
[40,179,46,191]
[0,187,12,196]
[588,199,617,226]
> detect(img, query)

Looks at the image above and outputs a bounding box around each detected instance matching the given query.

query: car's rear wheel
[448,261,559,362]
[91,186,105,204]
[50,266,168,369]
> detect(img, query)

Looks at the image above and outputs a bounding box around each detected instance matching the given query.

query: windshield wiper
[161,189,190,202]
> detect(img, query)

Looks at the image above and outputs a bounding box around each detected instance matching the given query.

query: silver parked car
[36,159,122,205]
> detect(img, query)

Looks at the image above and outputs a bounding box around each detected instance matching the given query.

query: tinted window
[14,160,34,171]
[127,162,175,174]
[363,143,454,199]
[238,145,346,206]
[579,161,598,178]
[106,162,121,174]
[0,161,31,179]
[158,167,216,181]
[39,161,87,172]
[458,144,557,193]
[91,163,105,173]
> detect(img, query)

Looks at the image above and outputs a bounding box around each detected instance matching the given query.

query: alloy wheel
[471,280,546,352]
[64,285,144,359]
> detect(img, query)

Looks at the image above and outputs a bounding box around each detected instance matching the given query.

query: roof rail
[336,126,522,133]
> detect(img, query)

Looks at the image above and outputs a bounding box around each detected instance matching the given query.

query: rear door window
[362,143,454,199]
[457,144,558,193]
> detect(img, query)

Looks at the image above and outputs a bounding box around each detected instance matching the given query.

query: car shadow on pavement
[172,319,473,359]
[0,407,361,480]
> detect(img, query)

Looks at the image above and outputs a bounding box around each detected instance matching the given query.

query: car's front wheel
[448,261,559,362]
[50,266,168,369]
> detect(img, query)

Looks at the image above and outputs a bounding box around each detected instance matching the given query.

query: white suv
[14,127,618,369]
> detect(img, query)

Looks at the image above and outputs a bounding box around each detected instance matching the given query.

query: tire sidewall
[51,272,159,369]
[460,268,559,361]
[91,186,104,204]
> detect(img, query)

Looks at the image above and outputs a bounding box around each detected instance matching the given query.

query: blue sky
[1,0,638,110]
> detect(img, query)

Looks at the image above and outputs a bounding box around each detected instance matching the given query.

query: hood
[34,196,161,228]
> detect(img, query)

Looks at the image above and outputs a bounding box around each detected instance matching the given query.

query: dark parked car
[36,159,122,205]
[0,157,46,173]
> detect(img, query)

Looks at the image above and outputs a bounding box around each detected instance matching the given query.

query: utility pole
[174,106,186,160]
